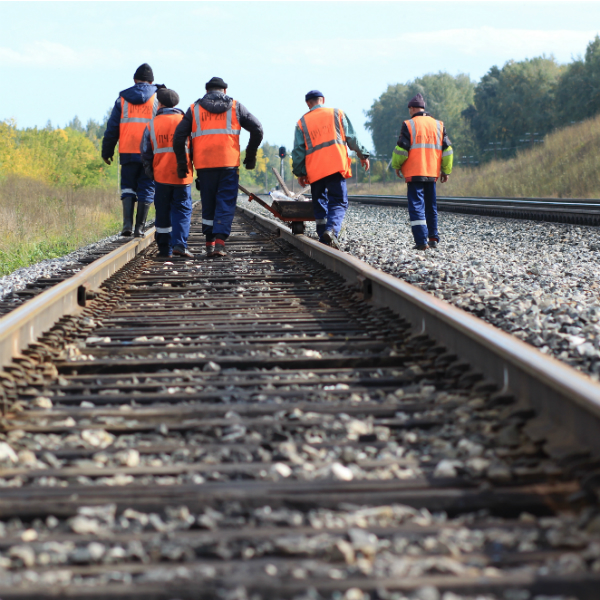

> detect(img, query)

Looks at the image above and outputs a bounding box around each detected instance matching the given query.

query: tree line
[365,35,600,166]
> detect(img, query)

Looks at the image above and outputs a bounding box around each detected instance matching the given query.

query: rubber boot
[120,197,135,236]
[134,203,151,238]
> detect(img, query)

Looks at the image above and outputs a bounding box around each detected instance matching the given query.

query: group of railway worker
[101,64,454,258]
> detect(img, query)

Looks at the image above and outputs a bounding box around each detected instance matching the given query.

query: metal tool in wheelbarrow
[238,170,313,235]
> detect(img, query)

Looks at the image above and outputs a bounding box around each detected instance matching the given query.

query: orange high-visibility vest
[190,100,241,168]
[119,95,158,154]
[297,107,352,183]
[401,116,443,180]
[148,113,193,185]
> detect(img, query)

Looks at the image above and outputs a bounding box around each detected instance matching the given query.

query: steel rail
[333,194,600,226]
[0,228,155,370]
[238,205,600,458]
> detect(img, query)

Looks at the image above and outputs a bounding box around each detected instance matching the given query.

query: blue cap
[305,89,324,101]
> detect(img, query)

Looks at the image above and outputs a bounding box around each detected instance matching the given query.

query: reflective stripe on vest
[149,113,193,185]
[190,100,242,169]
[149,119,190,155]
[297,107,352,183]
[401,116,444,180]
[300,108,345,155]
[121,96,159,124]
[119,94,158,154]
[190,103,241,138]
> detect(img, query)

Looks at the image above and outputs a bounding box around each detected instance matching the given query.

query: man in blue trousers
[141,88,194,259]
[102,63,165,237]
[173,77,263,257]
[292,90,370,249]
[391,93,453,250]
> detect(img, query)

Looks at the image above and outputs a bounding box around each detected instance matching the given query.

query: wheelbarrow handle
[238,184,282,219]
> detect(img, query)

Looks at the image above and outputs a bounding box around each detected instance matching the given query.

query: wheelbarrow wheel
[291,222,305,235]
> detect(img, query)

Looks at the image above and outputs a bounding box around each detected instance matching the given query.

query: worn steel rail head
[238,205,600,461]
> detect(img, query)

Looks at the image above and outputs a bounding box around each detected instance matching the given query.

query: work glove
[103,156,113,166]
[177,164,189,179]
[195,178,201,191]
[243,149,257,170]
[144,165,154,180]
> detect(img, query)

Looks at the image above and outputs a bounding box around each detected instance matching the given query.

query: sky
[1,1,599,153]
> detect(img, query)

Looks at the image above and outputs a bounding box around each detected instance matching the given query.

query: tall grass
[0,176,122,275]
[361,113,600,199]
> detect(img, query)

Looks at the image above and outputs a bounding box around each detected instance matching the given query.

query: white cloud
[271,27,599,69]
[0,41,122,68]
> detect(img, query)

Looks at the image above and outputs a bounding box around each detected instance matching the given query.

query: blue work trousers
[154,183,192,254]
[196,168,239,239]
[407,181,438,245]
[310,172,348,238]
[120,162,155,205]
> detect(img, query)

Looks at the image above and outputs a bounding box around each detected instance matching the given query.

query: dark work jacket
[102,82,162,164]
[396,111,452,182]
[173,91,263,171]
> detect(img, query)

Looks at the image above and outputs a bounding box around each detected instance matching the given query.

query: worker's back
[401,115,443,180]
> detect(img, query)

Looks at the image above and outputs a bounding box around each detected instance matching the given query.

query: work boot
[173,245,194,259]
[428,238,439,248]
[133,203,151,238]
[206,241,216,258]
[413,244,429,251]
[120,197,135,236]
[212,239,227,257]
[320,230,340,250]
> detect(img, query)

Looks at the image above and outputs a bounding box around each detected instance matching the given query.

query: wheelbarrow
[238,169,314,235]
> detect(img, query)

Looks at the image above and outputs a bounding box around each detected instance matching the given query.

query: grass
[358,113,600,199]
[0,176,123,276]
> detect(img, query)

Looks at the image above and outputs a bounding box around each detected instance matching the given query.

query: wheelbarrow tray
[271,200,315,221]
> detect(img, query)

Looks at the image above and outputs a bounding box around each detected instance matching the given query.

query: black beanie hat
[134,63,154,82]
[205,76,228,90]
[157,88,179,108]
[408,93,425,108]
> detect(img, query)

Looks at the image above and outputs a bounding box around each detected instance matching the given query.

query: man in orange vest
[173,77,263,257]
[140,88,194,259]
[391,93,453,250]
[102,63,165,237]
[292,90,370,248]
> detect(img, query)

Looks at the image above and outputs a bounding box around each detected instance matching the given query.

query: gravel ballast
[340,205,600,379]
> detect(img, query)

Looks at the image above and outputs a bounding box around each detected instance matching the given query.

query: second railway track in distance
[342,194,600,227]
[0,205,598,598]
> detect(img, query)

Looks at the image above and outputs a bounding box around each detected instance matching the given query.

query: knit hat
[205,76,228,90]
[408,93,425,108]
[133,63,154,82]
[305,90,324,101]
[157,88,180,108]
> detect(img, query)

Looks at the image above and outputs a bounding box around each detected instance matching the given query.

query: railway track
[342,194,600,227]
[0,204,598,598]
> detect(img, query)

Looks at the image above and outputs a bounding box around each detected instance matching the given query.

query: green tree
[365,72,476,160]
[555,36,600,124]
[465,56,563,161]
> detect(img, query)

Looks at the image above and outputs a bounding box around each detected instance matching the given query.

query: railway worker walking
[292,90,370,248]
[140,88,194,259]
[173,77,263,258]
[102,64,166,238]
[391,93,453,250]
